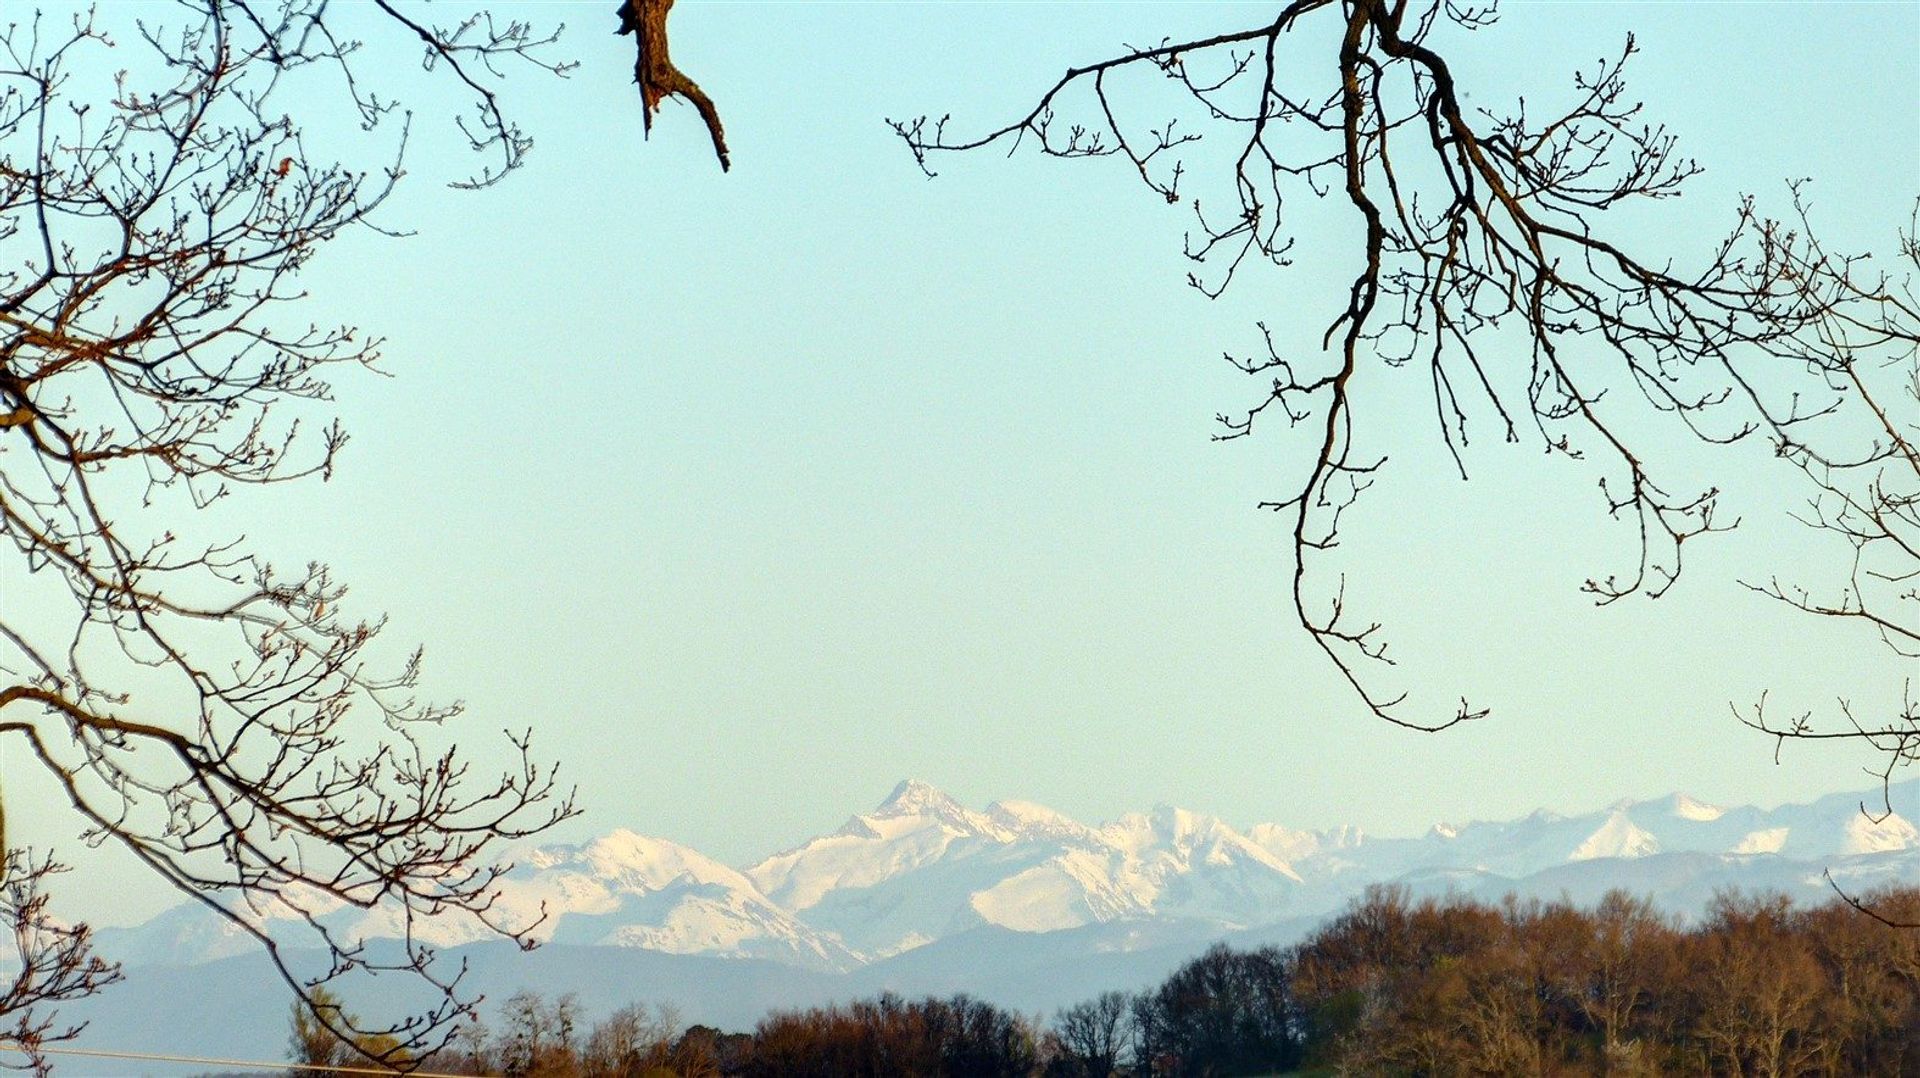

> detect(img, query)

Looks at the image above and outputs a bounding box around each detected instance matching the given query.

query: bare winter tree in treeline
[428,990,1031,1078]
[746,994,1039,1078]
[428,991,747,1077]
[1280,884,1920,1075]
[1053,992,1129,1078]
[1129,946,1297,1076]
[895,0,1919,772]
[0,4,582,1064]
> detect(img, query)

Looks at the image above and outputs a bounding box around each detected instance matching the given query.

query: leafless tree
[892,0,1917,767]
[0,4,584,1065]
[1734,206,1919,802]
[0,853,120,1077]
[1054,990,1131,1078]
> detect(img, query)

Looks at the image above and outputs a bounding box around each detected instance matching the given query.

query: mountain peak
[985,798,1089,838]
[1569,814,1661,861]
[875,778,962,817]
[1668,793,1725,822]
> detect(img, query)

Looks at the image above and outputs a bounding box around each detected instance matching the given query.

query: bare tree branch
[894,0,1915,754]
[0,6,579,1066]
[0,852,121,1077]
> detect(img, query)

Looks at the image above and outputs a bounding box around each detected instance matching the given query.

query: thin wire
[0,1040,481,1077]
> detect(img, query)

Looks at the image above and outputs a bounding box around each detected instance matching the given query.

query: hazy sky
[6,1,1917,926]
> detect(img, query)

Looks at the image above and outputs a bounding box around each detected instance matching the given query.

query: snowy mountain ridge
[106,777,1920,974]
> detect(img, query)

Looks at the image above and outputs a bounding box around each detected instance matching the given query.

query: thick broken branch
[617,0,730,171]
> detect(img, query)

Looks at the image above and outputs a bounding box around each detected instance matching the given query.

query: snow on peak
[1247,823,1365,864]
[582,828,705,868]
[525,828,748,892]
[1105,806,1224,854]
[858,779,1015,843]
[1732,827,1789,855]
[348,826,870,968]
[1838,811,1919,854]
[748,782,1020,914]
[875,779,962,818]
[1669,793,1725,822]
[987,798,1064,824]
[1097,806,1301,881]
[1569,813,1661,861]
[1246,823,1316,862]
[1150,804,1207,841]
[986,798,1096,841]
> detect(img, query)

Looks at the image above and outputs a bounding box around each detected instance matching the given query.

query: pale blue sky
[7,1,1917,926]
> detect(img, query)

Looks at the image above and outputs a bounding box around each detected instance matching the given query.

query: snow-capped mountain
[491,830,861,970]
[1343,784,1920,876]
[65,776,1920,1074]
[103,777,1920,976]
[745,781,1304,957]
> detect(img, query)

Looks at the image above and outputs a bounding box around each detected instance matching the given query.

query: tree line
[1279,884,1920,1076]
[296,883,1920,1077]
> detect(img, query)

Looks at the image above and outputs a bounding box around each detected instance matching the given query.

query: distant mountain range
[99,776,1920,971]
[67,777,1920,1072]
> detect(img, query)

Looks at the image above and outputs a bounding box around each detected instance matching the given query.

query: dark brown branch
[616,0,730,171]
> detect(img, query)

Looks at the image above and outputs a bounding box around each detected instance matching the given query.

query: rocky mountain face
[103,777,1920,975]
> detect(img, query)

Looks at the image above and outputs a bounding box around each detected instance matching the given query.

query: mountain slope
[744,782,1306,956]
